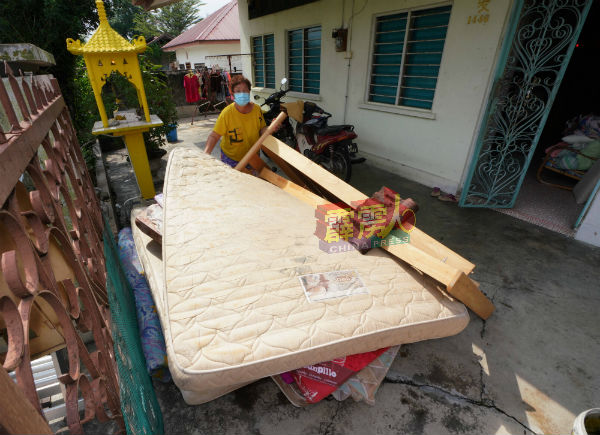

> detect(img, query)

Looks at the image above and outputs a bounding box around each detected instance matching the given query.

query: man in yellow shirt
[204,75,267,166]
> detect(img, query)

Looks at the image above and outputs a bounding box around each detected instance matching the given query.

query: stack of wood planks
[236,116,494,320]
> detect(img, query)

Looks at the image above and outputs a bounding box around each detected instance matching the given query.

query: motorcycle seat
[317,124,354,136]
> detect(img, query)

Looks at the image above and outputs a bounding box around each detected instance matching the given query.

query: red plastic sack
[291,348,388,404]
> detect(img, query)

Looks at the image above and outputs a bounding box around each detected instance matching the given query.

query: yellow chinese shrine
[66,0,162,199]
[66,0,150,127]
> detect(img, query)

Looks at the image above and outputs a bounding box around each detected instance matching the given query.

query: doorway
[496,1,600,236]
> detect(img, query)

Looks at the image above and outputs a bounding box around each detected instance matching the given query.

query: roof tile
[162,0,239,50]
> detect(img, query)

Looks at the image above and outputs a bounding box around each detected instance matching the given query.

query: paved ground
[103,116,600,435]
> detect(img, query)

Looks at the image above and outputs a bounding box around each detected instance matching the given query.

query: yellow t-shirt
[213,103,266,162]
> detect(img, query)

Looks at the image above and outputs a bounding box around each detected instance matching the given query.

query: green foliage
[0,0,98,110]
[133,0,205,38]
[0,0,101,175]
[72,58,99,145]
[139,58,178,150]
[81,139,97,180]
[106,0,144,39]
[143,42,173,66]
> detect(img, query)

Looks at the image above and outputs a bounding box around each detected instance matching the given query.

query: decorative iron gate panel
[459,0,593,207]
[0,67,125,433]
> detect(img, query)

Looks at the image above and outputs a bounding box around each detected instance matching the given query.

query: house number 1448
[469,0,491,24]
[467,14,490,24]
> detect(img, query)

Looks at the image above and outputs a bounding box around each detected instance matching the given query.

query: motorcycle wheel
[315,148,352,182]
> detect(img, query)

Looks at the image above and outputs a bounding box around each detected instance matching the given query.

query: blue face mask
[234,92,250,106]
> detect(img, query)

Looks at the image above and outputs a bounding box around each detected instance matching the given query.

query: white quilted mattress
[141,147,468,404]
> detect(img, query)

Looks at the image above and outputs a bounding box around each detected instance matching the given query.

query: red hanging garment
[184,74,200,103]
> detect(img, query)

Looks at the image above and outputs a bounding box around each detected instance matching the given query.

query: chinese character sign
[468,0,491,24]
[315,187,417,254]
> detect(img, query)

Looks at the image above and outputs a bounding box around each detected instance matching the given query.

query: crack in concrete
[320,400,343,435]
[480,317,488,340]
[383,375,537,434]
[479,286,498,340]
[479,363,485,403]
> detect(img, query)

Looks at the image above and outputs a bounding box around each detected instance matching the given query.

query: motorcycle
[256,78,364,182]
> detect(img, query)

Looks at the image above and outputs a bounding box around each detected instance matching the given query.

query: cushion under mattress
[152,147,468,404]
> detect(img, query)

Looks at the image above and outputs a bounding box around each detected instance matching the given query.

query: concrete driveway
[108,116,600,435]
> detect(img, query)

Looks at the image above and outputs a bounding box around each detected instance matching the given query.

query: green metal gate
[459,0,593,207]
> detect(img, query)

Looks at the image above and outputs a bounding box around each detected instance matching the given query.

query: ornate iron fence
[0,63,124,434]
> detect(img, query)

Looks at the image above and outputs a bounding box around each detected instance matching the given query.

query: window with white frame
[252,34,275,88]
[368,5,452,110]
[288,26,321,94]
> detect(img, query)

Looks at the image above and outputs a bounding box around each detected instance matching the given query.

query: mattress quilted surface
[162,147,469,400]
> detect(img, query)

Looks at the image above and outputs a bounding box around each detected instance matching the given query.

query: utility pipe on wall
[342,0,367,124]
[342,0,354,124]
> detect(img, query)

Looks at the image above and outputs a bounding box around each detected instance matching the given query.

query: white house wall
[576,189,600,247]
[238,0,514,192]
[174,42,243,73]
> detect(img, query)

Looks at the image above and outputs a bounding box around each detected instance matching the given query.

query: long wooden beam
[235,112,287,171]
[261,136,476,274]
[256,138,494,319]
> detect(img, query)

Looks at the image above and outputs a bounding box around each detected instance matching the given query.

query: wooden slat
[447,272,495,320]
[263,135,363,202]
[257,136,494,319]
[0,368,52,434]
[408,229,475,275]
[259,164,458,285]
[235,111,287,171]
[261,145,310,188]
[246,152,267,172]
[381,243,461,285]
[135,214,162,244]
[261,135,475,274]
[258,167,329,208]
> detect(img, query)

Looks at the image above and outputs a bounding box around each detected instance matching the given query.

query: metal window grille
[288,26,321,94]
[368,5,451,109]
[252,34,275,88]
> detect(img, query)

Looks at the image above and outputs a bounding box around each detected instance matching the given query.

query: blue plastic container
[166,124,178,142]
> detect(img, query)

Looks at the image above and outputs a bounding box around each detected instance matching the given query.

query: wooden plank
[258,167,329,208]
[261,145,309,188]
[448,272,495,320]
[263,135,362,202]
[135,215,162,244]
[247,152,267,172]
[408,230,475,275]
[258,168,459,287]
[258,137,494,319]
[261,135,475,274]
[381,243,462,287]
[235,112,287,171]
[0,368,52,434]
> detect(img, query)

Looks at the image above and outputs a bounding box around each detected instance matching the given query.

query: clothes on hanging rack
[210,71,222,101]
[201,69,210,99]
[221,70,232,98]
[183,72,200,103]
